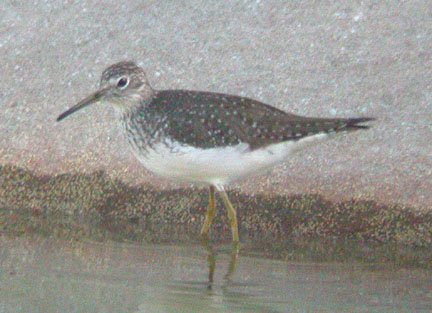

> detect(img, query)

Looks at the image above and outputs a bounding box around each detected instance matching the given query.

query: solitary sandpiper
[57,61,374,243]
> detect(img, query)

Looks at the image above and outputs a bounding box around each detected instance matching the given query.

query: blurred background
[1,1,431,209]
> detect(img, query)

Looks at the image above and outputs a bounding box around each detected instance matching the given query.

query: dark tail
[344,117,376,130]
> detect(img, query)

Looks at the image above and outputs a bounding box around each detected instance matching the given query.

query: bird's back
[137,89,374,151]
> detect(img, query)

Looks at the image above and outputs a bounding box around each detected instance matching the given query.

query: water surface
[0,237,430,312]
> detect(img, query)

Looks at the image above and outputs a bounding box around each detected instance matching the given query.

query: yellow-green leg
[224,241,240,282]
[219,189,240,243]
[200,186,217,237]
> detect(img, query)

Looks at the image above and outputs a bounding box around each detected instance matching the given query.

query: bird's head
[57,61,153,121]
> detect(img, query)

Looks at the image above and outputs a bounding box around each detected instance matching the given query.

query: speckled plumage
[126,89,372,151]
[57,61,375,243]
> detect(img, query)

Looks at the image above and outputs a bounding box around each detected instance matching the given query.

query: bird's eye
[117,77,129,89]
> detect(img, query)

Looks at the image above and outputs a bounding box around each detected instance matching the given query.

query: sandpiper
[57,61,374,243]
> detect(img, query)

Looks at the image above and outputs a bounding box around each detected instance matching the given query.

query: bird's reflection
[201,235,240,289]
[164,241,280,312]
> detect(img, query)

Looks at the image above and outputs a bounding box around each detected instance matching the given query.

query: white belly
[129,134,328,187]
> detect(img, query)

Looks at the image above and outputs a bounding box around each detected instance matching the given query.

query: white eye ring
[116,76,129,89]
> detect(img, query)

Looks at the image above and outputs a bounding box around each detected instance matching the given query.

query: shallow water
[0,237,431,313]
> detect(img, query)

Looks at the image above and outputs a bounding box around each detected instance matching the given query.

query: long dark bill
[56,89,106,122]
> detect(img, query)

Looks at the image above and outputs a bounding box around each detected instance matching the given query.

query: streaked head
[57,61,153,122]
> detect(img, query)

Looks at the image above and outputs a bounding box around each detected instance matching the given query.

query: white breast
[128,133,328,187]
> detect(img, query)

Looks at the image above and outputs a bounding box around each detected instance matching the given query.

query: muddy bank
[0,164,430,268]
